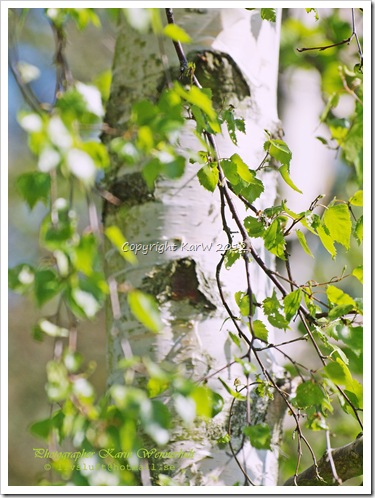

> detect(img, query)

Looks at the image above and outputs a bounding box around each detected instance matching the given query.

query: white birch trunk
[104,8,285,486]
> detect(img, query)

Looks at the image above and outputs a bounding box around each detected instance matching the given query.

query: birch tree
[103,7,284,486]
[9,5,364,489]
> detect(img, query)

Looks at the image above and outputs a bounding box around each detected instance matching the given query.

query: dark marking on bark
[142,258,216,311]
[102,172,155,219]
[191,50,250,108]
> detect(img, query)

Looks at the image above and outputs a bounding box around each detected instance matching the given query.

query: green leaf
[293,381,325,408]
[296,229,314,257]
[311,215,336,258]
[231,154,254,183]
[252,320,268,343]
[244,216,265,238]
[326,285,356,307]
[305,8,319,20]
[140,399,170,445]
[228,331,241,348]
[260,8,276,22]
[279,164,303,194]
[262,290,289,330]
[328,304,354,320]
[174,83,220,133]
[218,378,246,401]
[34,269,61,307]
[29,418,52,440]
[322,203,351,250]
[234,291,252,316]
[283,288,302,321]
[190,386,215,418]
[354,216,363,244]
[352,265,363,284]
[128,290,162,333]
[16,172,50,210]
[163,23,191,43]
[349,190,363,206]
[8,264,35,293]
[265,138,292,166]
[105,226,137,264]
[197,164,218,192]
[264,219,286,259]
[224,249,241,269]
[243,423,271,449]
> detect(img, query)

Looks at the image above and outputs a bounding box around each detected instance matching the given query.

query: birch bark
[103,8,285,486]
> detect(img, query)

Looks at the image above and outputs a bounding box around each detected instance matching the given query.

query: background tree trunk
[104,8,286,486]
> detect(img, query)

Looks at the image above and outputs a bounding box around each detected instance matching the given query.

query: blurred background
[8,8,362,485]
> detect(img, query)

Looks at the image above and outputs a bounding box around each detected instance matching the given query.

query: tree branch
[284,436,363,486]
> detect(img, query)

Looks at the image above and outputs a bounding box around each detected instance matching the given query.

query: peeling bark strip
[284,436,363,486]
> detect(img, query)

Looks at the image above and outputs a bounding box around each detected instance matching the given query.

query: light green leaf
[352,265,363,284]
[218,377,246,401]
[244,216,265,238]
[264,219,286,259]
[105,226,137,264]
[252,320,268,343]
[243,423,271,449]
[326,285,356,307]
[293,381,325,408]
[262,291,289,330]
[283,288,302,321]
[296,229,314,257]
[279,164,303,194]
[197,164,218,192]
[163,23,191,43]
[316,221,336,258]
[128,290,162,333]
[349,190,363,206]
[322,203,352,249]
[231,154,253,183]
[265,138,292,165]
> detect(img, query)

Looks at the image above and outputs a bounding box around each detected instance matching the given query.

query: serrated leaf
[322,203,351,249]
[163,23,191,43]
[243,423,271,449]
[197,164,218,192]
[315,220,336,258]
[231,154,253,183]
[264,219,286,259]
[296,229,314,257]
[16,172,51,209]
[260,8,276,22]
[224,249,241,269]
[235,291,250,316]
[265,138,292,166]
[328,304,354,319]
[279,164,303,194]
[352,265,363,284]
[283,288,302,321]
[34,269,61,307]
[244,216,265,238]
[293,381,325,408]
[262,290,289,330]
[326,285,356,307]
[252,320,268,343]
[349,190,363,206]
[128,290,162,333]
